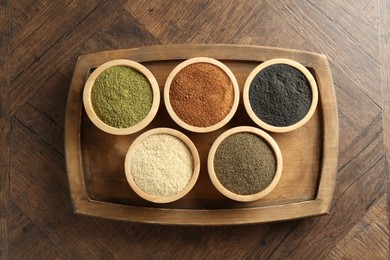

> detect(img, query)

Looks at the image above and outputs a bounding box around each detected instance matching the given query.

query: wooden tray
[65,44,338,225]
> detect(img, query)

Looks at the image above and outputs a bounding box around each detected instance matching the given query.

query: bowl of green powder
[164,57,240,133]
[208,126,283,202]
[83,59,160,135]
[124,128,200,203]
[243,58,318,133]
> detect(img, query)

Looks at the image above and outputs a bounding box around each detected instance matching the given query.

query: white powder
[129,134,193,197]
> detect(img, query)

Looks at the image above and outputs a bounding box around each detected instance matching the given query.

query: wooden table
[1,0,388,258]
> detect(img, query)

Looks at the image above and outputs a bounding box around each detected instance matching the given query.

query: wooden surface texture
[1,0,389,258]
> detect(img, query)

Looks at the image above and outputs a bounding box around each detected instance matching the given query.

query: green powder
[91,66,153,128]
[214,132,276,195]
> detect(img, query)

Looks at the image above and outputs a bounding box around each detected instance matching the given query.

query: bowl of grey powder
[83,59,160,135]
[124,128,200,203]
[208,126,283,202]
[243,58,318,133]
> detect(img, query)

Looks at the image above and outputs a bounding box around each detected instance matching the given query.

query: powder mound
[249,64,312,127]
[91,66,153,128]
[214,132,276,195]
[129,134,193,197]
[169,62,234,127]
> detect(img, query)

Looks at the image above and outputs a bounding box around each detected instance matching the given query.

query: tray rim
[65,44,339,225]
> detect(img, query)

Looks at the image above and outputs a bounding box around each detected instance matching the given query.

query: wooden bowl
[83,59,160,135]
[124,128,200,203]
[164,57,240,133]
[243,58,318,133]
[208,126,283,202]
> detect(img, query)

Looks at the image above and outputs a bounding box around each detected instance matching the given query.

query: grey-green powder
[91,66,153,128]
[214,132,276,195]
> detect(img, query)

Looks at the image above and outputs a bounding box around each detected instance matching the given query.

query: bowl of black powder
[243,58,318,133]
[207,126,283,202]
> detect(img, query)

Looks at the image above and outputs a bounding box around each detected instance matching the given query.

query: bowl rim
[83,59,160,135]
[207,126,283,202]
[124,127,200,203]
[164,57,240,133]
[243,58,319,133]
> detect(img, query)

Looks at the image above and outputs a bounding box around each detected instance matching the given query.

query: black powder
[249,64,312,127]
[214,132,276,195]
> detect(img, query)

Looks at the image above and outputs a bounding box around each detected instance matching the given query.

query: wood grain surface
[1,0,389,258]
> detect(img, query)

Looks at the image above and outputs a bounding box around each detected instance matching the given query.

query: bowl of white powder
[124,128,200,203]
